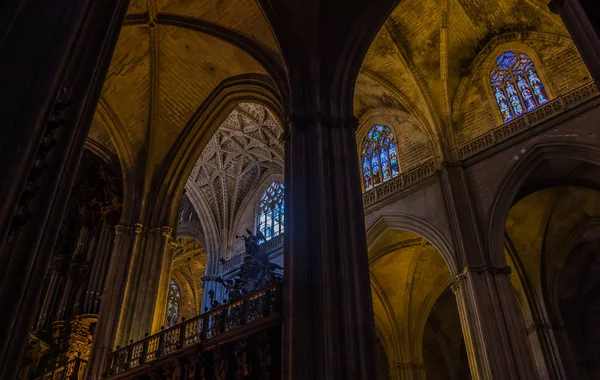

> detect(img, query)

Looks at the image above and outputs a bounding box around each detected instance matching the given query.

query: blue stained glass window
[363,157,373,190]
[389,143,400,176]
[257,182,284,241]
[372,153,382,186]
[490,51,550,123]
[166,279,181,327]
[380,148,391,182]
[361,125,400,191]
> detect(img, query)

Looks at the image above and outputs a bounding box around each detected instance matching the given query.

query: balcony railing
[362,158,437,208]
[361,82,599,209]
[40,358,87,380]
[105,283,282,377]
[222,233,284,273]
[452,82,598,160]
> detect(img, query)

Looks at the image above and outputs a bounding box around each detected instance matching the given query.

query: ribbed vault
[87,0,284,179]
[355,0,591,152]
[185,102,283,247]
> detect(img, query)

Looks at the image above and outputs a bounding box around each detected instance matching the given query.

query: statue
[213,228,281,307]
[236,228,265,257]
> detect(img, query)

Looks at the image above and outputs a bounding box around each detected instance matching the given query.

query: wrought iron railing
[105,283,282,377]
[222,233,284,273]
[40,358,87,380]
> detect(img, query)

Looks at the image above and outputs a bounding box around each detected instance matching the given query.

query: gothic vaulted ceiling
[354,0,583,147]
[185,102,283,236]
[88,0,283,174]
[88,0,591,185]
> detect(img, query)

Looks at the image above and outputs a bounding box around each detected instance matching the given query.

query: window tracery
[165,279,181,327]
[257,182,284,241]
[361,125,399,191]
[490,51,549,123]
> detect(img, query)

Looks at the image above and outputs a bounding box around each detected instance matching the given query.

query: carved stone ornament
[186,103,283,234]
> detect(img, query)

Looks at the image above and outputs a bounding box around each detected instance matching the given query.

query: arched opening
[504,186,600,379]
[163,237,207,327]
[368,227,469,379]
[176,101,284,309]
[422,288,470,380]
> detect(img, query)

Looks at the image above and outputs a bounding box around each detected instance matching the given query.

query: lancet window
[165,279,181,327]
[361,125,400,191]
[257,182,284,241]
[490,51,549,123]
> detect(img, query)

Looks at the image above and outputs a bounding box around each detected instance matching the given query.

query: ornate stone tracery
[186,102,284,241]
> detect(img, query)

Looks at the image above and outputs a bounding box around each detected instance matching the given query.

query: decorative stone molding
[526,321,558,336]
[362,158,437,208]
[113,224,173,239]
[453,82,598,160]
[451,264,512,293]
[186,103,283,240]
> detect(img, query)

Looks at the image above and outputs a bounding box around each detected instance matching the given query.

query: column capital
[451,264,512,293]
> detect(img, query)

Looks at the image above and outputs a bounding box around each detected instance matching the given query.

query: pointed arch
[147,74,284,229]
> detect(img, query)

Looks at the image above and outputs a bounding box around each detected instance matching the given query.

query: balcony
[39,358,87,380]
[104,283,282,379]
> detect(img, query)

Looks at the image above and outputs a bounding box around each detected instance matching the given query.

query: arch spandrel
[146,74,284,228]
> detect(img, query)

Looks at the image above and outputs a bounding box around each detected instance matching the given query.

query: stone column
[86,224,172,379]
[452,267,539,379]
[283,115,377,379]
[35,255,68,332]
[83,219,116,315]
[56,224,92,321]
[441,164,538,379]
[524,307,572,378]
[389,363,426,379]
[550,0,600,85]
[0,1,129,378]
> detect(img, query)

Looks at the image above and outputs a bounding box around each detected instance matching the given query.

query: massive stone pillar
[452,268,539,379]
[56,224,93,321]
[389,363,426,380]
[86,224,172,379]
[0,1,129,378]
[283,115,377,379]
[441,165,539,379]
[83,219,116,315]
[35,255,68,332]
[550,0,600,85]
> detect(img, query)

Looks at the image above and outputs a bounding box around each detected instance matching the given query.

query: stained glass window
[361,125,400,191]
[257,182,284,241]
[166,279,181,327]
[491,51,549,123]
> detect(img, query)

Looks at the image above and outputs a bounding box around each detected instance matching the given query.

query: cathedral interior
[1,0,600,379]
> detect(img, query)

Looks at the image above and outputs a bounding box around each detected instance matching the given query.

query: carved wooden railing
[105,283,282,377]
[40,358,87,380]
[222,233,284,273]
[362,159,437,207]
[453,82,598,160]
